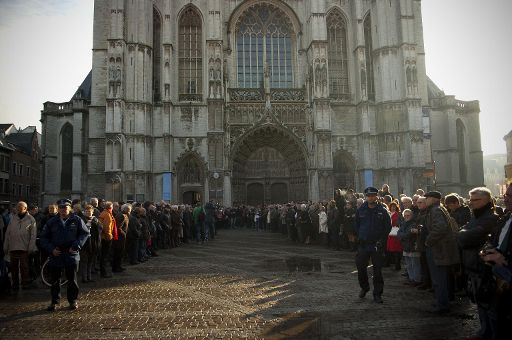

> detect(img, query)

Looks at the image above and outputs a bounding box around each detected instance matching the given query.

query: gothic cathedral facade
[40,0,484,206]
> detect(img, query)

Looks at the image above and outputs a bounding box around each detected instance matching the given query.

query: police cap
[364,187,379,196]
[56,198,72,207]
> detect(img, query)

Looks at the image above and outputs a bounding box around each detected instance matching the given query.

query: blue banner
[163,173,172,201]
[364,170,373,189]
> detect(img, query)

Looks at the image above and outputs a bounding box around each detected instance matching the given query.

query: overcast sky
[0,0,510,155]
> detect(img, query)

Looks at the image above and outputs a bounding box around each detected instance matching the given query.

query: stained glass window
[236,4,294,88]
[179,7,203,101]
[327,9,350,100]
[363,14,375,101]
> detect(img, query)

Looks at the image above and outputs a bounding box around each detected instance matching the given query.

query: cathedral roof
[427,76,445,99]
[72,70,92,101]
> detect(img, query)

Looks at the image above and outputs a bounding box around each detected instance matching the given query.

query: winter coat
[386,211,402,252]
[99,209,115,241]
[355,202,392,251]
[39,214,90,268]
[3,213,37,253]
[457,203,498,275]
[127,214,142,240]
[343,207,356,234]
[115,212,129,241]
[81,216,102,254]
[318,211,328,233]
[397,219,419,253]
[450,205,472,229]
[425,204,460,266]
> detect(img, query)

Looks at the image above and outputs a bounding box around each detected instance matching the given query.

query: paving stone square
[0,230,478,339]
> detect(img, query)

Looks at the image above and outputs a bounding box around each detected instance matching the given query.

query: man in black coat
[481,184,512,339]
[457,187,498,339]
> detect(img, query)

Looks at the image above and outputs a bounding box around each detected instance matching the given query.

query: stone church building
[40,0,484,206]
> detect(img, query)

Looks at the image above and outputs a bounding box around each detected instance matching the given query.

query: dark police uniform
[355,187,392,302]
[39,199,90,309]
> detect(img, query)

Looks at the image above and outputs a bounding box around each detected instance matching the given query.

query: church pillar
[204,176,210,203]
[223,172,232,207]
[310,170,319,202]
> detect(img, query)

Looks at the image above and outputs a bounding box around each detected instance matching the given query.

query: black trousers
[49,265,78,304]
[111,239,125,270]
[100,240,112,275]
[356,248,384,296]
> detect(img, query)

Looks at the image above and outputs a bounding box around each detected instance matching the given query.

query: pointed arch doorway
[176,152,206,205]
[231,126,308,205]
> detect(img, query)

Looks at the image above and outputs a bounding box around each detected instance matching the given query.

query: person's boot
[373,295,383,304]
[359,288,370,298]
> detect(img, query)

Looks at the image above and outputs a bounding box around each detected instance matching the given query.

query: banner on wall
[364,170,373,189]
[163,172,172,201]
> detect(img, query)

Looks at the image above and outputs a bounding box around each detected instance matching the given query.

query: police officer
[40,199,90,311]
[355,187,392,303]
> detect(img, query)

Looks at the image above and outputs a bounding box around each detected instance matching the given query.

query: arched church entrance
[176,152,206,205]
[333,150,356,190]
[232,126,308,205]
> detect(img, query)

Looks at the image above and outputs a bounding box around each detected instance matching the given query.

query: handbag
[389,226,399,236]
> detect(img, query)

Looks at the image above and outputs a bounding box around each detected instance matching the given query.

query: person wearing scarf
[458,187,499,340]
[98,201,118,278]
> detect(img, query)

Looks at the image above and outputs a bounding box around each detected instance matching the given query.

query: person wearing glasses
[39,199,90,311]
[457,187,499,339]
[480,184,512,339]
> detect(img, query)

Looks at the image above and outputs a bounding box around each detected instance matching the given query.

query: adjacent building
[40,0,485,206]
[0,124,42,206]
[505,130,512,185]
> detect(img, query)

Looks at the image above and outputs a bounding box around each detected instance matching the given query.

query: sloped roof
[427,76,445,99]
[5,132,35,156]
[0,124,16,134]
[71,70,92,101]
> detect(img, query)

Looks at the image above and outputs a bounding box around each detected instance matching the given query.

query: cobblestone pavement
[0,230,479,339]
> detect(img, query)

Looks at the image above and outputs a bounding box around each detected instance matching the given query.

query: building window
[18,164,23,176]
[26,167,30,177]
[456,120,467,183]
[12,162,16,175]
[236,3,294,88]
[18,184,22,196]
[363,13,375,101]
[178,7,203,101]
[61,123,73,191]
[327,9,350,101]
[26,185,30,197]
[153,7,162,102]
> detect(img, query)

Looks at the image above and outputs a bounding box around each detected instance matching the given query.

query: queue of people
[0,183,511,339]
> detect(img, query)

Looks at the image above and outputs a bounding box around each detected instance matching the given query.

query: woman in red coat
[386,201,403,270]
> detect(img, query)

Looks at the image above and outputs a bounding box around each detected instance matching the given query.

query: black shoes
[373,295,383,304]
[359,288,370,298]
[46,303,57,312]
[69,301,78,310]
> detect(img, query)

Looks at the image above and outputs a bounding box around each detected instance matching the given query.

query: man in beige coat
[3,201,37,290]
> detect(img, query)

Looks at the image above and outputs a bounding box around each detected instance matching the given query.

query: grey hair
[401,196,412,203]
[402,209,413,217]
[469,187,492,199]
[121,203,132,213]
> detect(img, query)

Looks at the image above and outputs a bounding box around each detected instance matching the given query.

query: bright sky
[0,0,510,155]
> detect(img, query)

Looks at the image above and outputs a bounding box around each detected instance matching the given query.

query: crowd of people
[0,183,511,339]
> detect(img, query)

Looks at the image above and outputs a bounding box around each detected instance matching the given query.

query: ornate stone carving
[228,88,264,101]
[208,42,223,99]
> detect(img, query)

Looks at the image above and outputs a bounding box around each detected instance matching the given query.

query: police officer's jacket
[40,213,90,267]
[355,201,392,250]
